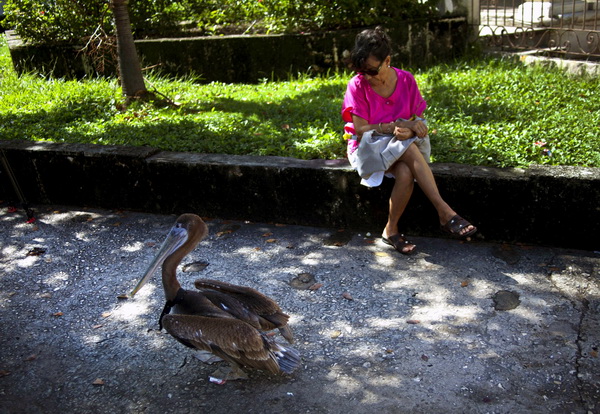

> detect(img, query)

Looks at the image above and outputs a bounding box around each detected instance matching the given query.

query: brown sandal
[382,233,416,255]
[441,215,477,239]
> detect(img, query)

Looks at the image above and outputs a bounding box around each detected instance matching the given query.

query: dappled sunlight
[121,241,146,253]
[0,243,18,257]
[83,333,104,346]
[358,389,386,405]
[497,272,534,285]
[325,365,363,393]
[373,252,396,266]
[264,264,307,277]
[378,279,411,291]
[113,294,155,322]
[409,284,452,304]
[2,209,596,413]
[0,214,21,223]
[1,239,50,273]
[231,246,265,260]
[8,253,39,270]
[43,271,71,289]
[300,251,327,266]
[409,257,444,272]
[48,210,104,223]
[74,231,93,242]
[137,329,173,352]
[80,282,169,353]
[319,324,355,339]
[500,302,546,325]
[364,373,408,389]
[368,317,411,329]
[408,305,481,325]
[287,313,304,328]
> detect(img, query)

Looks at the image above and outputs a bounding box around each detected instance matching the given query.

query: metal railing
[476,0,600,59]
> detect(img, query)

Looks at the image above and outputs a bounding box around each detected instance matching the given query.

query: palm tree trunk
[111,0,147,98]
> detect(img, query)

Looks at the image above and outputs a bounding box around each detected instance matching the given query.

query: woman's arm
[394,119,428,138]
[351,114,380,138]
[352,114,423,141]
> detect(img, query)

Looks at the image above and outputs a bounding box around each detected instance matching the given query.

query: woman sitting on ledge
[342,26,477,255]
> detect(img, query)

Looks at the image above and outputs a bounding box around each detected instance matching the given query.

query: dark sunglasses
[358,62,383,77]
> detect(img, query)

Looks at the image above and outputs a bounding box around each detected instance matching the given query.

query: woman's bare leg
[383,161,416,253]
[400,144,475,235]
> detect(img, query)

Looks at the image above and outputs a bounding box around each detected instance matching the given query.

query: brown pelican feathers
[129,214,300,379]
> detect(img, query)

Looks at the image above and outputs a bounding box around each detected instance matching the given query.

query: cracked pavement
[0,205,599,413]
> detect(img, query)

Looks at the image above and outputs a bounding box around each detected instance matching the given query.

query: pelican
[129,213,300,380]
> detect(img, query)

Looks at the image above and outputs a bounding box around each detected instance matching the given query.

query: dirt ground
[1,205,599,413]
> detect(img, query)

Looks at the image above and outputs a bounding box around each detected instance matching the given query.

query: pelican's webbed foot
[211,363,248,381]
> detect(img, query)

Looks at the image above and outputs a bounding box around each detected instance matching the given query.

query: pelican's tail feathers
[272,343,301,374]
[278,325,294,344]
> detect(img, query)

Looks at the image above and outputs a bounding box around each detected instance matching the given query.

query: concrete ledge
[1,139,598,250]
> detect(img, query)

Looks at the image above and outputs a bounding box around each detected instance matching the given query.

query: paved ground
[0,205,599,414]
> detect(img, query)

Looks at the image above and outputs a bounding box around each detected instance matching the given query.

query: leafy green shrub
[3,0,107,44]
[306,0,437,32]
[3,0,438,44]
[2,0,196,44]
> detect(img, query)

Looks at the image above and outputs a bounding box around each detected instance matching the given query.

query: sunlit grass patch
[1,35,598,168]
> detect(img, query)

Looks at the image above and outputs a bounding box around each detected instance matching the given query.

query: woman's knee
[402,142,422,160]
[402,143,431,172]
[391,161,413,183]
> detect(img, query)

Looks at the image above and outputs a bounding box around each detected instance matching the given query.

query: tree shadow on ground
[1,206,597,413]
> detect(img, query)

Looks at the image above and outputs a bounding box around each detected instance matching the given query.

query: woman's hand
[405,119,428,138]
[393,126,414,141]
[393,119,428,139]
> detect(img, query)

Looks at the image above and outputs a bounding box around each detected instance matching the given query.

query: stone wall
[1,140,597,251]
[6,20,469,82]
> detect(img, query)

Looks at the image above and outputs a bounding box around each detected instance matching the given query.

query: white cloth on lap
[348,131,431,188]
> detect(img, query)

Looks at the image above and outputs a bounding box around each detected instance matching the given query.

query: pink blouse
[341,67,427,136]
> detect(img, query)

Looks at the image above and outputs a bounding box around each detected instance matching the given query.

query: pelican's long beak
[129,225,189,297]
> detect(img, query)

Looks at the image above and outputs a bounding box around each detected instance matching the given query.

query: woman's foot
[441,215,477,239]
[382,231,416,255]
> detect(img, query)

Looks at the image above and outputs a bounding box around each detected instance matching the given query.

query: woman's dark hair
[350,26,392,72]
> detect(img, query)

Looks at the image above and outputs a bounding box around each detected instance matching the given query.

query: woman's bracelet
[378,122,393,133]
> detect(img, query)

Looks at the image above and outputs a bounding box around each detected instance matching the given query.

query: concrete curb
[1,139,598,250]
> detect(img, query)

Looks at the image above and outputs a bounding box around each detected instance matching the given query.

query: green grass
[1,36,599,168]
[421,60,600,168]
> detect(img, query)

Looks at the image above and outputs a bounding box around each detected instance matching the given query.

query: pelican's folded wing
[194,279,282,314]
[161,314,281,373]
[193,279,294,343]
